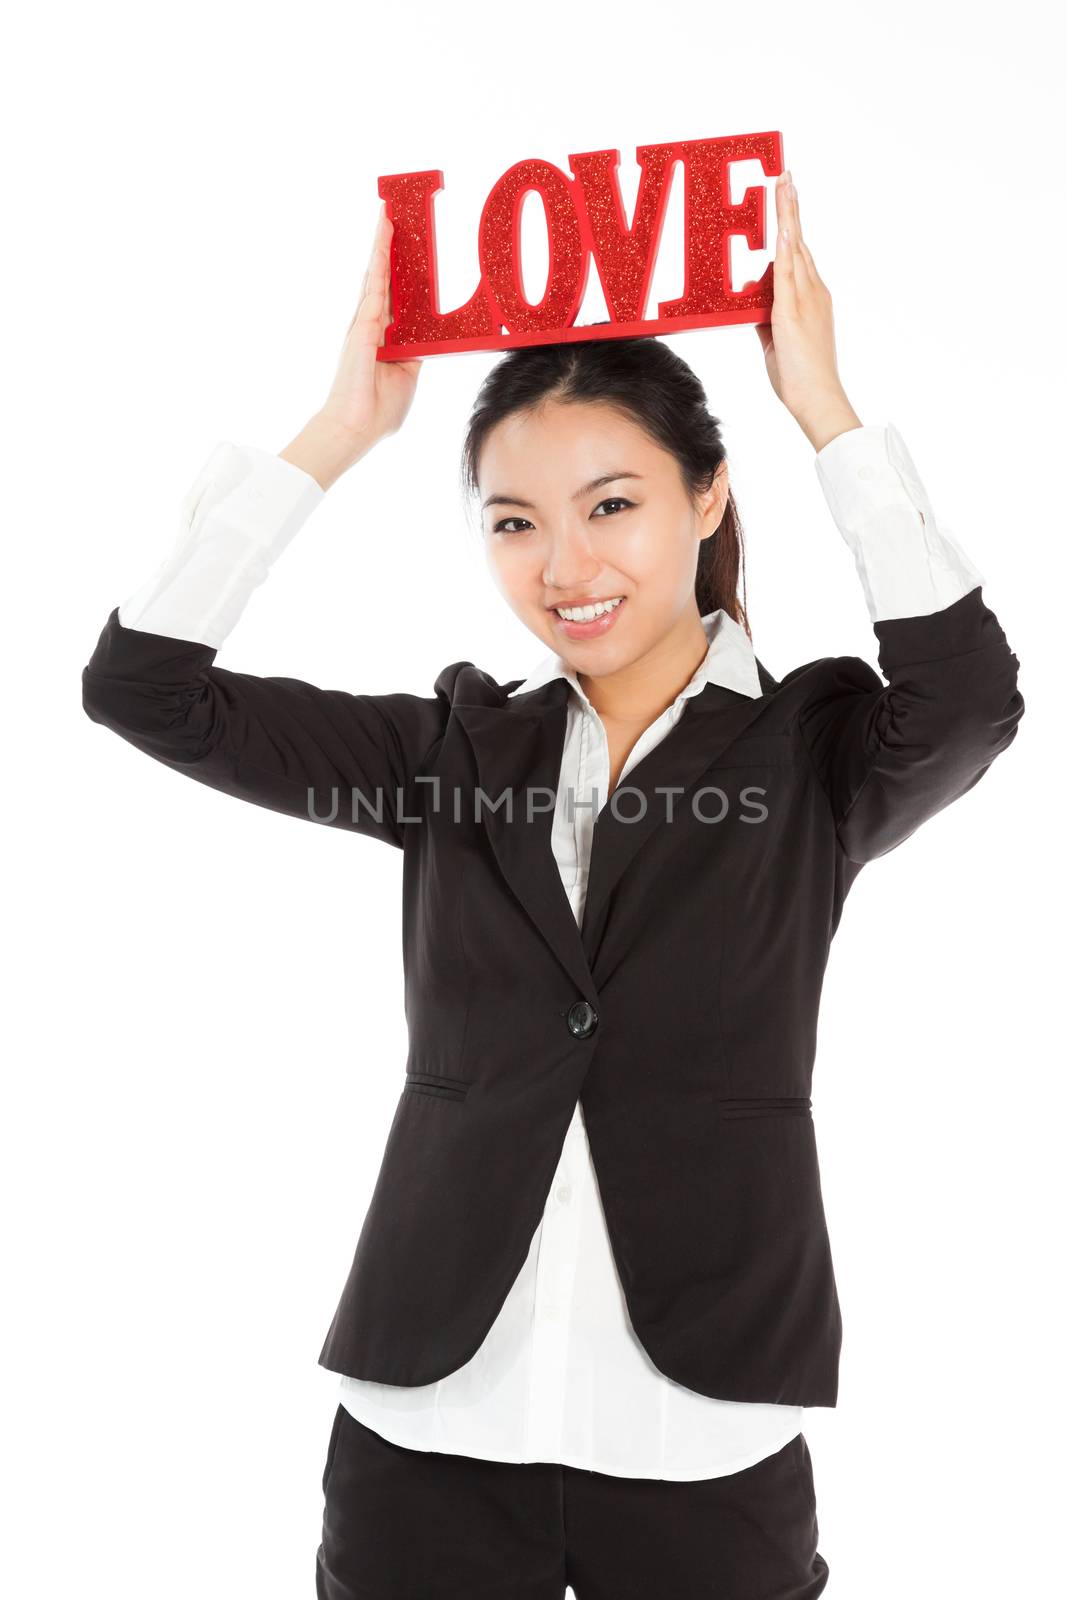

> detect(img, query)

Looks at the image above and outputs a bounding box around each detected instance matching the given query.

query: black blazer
[82,584,1023,1407]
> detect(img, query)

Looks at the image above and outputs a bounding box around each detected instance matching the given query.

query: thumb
[753,322,773,356]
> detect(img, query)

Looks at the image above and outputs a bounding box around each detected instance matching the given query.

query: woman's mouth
[549,595,627,640]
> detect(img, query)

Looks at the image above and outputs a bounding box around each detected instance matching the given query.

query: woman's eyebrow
[482,471,645,512]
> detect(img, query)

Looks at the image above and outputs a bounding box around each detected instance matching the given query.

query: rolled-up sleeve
[815,422,985,623]
[117,441,325,648]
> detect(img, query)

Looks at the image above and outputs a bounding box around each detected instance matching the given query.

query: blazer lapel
[454,680,597,1000]
[453,658,779,995]
[579,675,773,967]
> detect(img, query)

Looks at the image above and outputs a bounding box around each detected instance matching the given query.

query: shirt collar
[506,608,762,708]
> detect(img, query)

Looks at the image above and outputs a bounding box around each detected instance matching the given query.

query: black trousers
[315,1403,830,1599]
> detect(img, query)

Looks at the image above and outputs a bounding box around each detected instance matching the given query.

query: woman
[82,171,1024,1598]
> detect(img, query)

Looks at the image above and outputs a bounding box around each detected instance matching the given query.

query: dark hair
[459,334,750,638]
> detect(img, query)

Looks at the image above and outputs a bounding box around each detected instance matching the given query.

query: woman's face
[479,399,728,681]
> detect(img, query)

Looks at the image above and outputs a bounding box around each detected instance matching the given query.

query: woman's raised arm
[794,421,1023,864]
[81,208,445,848]
[755,171,1023,865]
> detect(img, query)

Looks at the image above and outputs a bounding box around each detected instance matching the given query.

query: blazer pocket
[716,1095,812,1119]
[403,1072,472,1103]
[713,734,795,769]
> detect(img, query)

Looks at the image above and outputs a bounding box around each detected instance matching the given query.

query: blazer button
[566,1000,598,1038]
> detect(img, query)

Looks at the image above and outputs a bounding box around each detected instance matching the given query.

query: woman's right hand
[319,205,423,448]
[281,206,423,489]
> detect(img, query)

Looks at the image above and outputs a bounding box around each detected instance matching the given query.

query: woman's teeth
[554,597,624,621]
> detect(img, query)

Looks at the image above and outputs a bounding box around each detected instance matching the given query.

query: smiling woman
[470,340,744,610]
[463,337,751,722]
[80,181,1024,1600]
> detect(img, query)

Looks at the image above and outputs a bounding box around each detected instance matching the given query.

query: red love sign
[376,131,784,362]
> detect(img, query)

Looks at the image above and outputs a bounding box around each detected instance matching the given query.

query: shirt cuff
[814,422,985,623]
[117,441,325,648]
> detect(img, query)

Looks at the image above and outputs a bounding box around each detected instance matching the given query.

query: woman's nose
[544,527,601,590]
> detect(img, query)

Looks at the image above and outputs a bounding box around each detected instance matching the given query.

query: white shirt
[117,421,984,1479]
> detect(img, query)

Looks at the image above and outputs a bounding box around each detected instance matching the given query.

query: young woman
[82,171,1024,1599]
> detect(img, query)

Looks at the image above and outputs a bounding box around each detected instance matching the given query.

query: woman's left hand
[755,171,863,452]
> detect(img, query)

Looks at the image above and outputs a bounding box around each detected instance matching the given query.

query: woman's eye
[492,498,632,535]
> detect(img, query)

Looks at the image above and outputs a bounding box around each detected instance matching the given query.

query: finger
[368,203,387,265]
[786,175,814,274]
[780,175,820,299]
[360,223,385,299]
[773,176,794,271]
[775,170,791,231]
[787,180,826,293]
[347,235,392,340]
[785,171,802,248]
[380,227,394,325]
[773,220,796,308]
[348,270,374,337]
[380,278,394,348]
[356,278,387,325]
[357,221,378,300]
[347,287,389,367]
[794,239,822,297]
[350,251,388,327]
[374,240,395,324]
[793,227,819,296]
[347,211,391,332]
[783,174,825,291]
[795,234,825,292]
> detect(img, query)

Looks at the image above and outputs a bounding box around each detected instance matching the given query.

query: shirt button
[857,465,875,480]
[566,1000,598,1038]
[555,1183,572,1206]
[542,1304,560,1321]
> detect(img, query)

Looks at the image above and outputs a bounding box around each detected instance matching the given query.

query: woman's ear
[698,461,729,538]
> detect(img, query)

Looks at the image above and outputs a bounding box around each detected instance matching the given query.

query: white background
[3,2,1061,1595]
